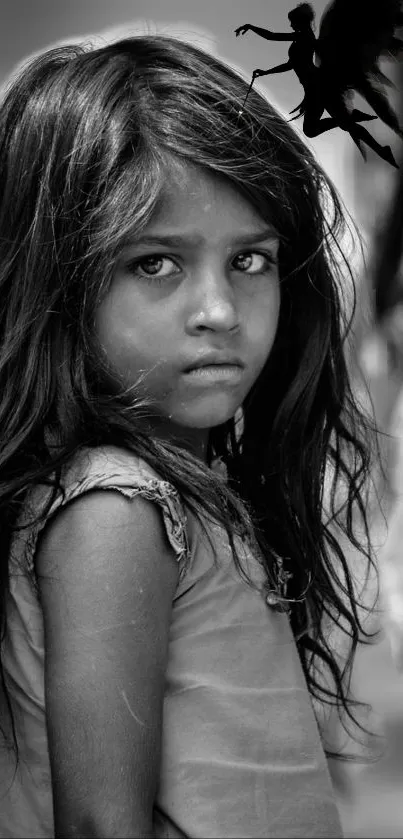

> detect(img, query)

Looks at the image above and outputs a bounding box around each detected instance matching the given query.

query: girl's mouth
[183,364,244,383]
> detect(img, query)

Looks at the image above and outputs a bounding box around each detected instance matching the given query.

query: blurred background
[1,1,403,835]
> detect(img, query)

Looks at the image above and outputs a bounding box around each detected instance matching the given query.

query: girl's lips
[183,353,244,372]
[183,363,244,383]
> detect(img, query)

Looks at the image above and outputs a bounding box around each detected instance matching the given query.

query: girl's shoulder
[62,444,177,492]
[16,445,190,578]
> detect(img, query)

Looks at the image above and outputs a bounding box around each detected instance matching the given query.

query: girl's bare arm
[36,490,179,838]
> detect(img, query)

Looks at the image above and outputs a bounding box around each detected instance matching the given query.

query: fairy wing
[315,0,403,92]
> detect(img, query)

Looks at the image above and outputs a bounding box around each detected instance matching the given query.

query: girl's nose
[186,267,240,334]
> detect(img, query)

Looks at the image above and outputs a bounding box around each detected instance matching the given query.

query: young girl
[0,34,378,838]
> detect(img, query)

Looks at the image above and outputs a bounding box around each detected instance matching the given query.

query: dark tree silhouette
[235,0,403,168]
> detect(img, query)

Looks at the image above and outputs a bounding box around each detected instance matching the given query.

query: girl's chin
[170,404,241,430]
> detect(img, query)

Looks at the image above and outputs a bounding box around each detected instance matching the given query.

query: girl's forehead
[148,162,277,238]
[158,161,224,203]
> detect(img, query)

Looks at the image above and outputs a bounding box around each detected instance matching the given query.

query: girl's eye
[127,255,180,280]
[232,251,276,274]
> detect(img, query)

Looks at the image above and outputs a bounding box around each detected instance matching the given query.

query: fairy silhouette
[235,0,403,167]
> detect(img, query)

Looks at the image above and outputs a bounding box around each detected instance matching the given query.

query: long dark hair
[0,35,376,756]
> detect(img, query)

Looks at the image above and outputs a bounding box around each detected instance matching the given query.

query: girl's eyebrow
[126,227,279,249]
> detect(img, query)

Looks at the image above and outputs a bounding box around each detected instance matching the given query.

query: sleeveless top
[0,445,343,838]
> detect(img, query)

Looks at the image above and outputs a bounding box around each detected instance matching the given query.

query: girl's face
[95,165,280,457]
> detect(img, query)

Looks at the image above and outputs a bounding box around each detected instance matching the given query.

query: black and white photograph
[0,2,403,837]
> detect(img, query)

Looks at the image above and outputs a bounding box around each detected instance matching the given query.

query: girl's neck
[146,420,210,463]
